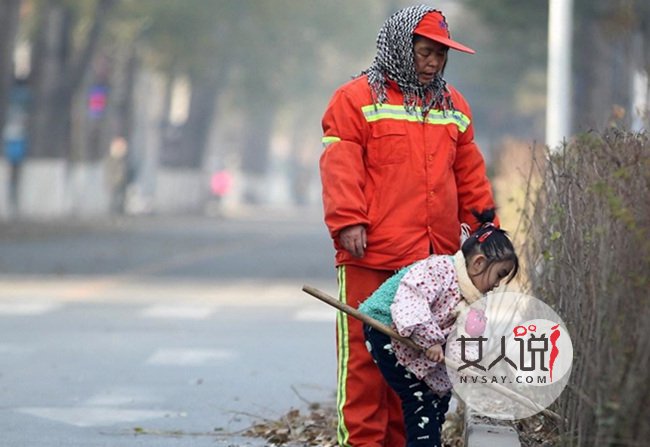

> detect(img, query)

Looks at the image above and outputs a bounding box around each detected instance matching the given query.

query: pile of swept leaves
[243,403,337,446]
[242,400,563,446]
[243,401,465,446]
[515,413,560,446]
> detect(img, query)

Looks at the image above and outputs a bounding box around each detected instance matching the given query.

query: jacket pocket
[446,124,458,169]
[367,120,408,165]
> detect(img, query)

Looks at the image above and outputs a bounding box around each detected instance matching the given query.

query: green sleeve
[358,266,412,326]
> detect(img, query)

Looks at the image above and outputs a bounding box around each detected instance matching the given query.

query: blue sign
[3,83,29,164]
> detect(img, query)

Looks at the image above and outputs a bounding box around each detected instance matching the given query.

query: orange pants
[336,265,406,447]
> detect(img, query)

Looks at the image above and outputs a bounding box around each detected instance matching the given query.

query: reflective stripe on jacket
[320,75,497,270]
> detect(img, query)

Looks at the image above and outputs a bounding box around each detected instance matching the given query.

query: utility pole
[546,0,573,151]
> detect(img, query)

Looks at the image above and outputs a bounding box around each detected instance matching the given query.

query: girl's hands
[425,344,444,363]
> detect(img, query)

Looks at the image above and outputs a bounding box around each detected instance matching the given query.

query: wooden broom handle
[301,284,422,351]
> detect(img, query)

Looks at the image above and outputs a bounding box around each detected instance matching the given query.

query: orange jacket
[320,75,497,270]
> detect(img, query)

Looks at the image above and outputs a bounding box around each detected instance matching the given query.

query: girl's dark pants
[364,324,451,447]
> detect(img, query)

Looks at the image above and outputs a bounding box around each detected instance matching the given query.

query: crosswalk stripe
[17,407,177,427]
[146,348,234,366]
[0,343,31,354]
[0,301,60,315]
[140,305,218,319]
[293,307,336,322]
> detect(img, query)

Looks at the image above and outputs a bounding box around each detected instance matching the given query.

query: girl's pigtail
[471,208,496,227]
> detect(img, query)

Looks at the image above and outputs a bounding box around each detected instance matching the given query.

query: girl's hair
[461,209,519,283]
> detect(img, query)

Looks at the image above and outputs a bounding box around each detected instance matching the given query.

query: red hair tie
[477,230,493,243]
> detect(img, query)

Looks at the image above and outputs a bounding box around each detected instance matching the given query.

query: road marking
[17,407,177,427]
[0,343,31,354]
[85,389,162,406]
[146,348,234,366]
[0,301,60,315]
[140,305,218,319]
[0,277,336,307]
[293,307,336,322]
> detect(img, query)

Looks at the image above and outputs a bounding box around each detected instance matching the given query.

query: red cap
[413,11,475,54]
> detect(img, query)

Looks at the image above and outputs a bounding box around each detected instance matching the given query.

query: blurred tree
[178,2,243,170]
[0,0,22,142]
[117,0,382,200]
[27,0,117,159]
[230,0,381,201]
[573,0,650,131]
[456,0,548,143]
[86,7,143,164]
[115,0,246,169]
[461,0,650,142]
[16,1,419,200]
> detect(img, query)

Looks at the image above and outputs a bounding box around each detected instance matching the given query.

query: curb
[464,408,521,447]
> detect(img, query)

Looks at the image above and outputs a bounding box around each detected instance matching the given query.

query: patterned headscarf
[361,4,454,117]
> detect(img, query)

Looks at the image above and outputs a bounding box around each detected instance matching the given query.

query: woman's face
[413,36,448,84]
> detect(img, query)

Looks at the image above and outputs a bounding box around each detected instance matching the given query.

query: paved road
[0,207,340,446]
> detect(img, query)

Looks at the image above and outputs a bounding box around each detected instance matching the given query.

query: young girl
[359,209,519,446]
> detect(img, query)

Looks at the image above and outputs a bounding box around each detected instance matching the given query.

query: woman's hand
[425,344,444,363]
[339,225,367,258]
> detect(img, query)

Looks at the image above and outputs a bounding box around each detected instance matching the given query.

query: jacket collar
[452,251,482,304]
